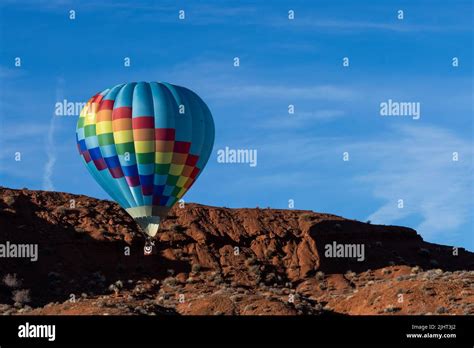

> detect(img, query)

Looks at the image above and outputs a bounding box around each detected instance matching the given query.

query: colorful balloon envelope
[76,82,215,237]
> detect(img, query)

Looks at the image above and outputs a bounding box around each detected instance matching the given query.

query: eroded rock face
[0,187,473,315]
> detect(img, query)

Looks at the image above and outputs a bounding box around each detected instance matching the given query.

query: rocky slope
[0,187,473,315]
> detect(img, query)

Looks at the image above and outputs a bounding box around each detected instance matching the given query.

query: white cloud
[42,117,57,191]
[42,78,63,191]
[153,58,359,104]
[1,1,255,25]
[213,84,357,101]
[0,66,25,79]
[272,18,471,33]
[259,109,345,129]
[0,124,50,142]
[225,124,472,241]
[354,125,473,238]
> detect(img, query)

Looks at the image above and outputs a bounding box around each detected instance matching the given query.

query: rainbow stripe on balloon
[76,82,215,227]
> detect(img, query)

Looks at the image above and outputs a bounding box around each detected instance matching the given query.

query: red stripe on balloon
[185,154,199,166]
[92,94,104,104]
[174,141,191,154]
[83,151,91,163]
[142,185,153,195]
[155,128,175,140]
[98,99,114,111]
[112,107,132,120]
[109,166,124,178]
[132,116,154,129]
[94,158,107,171]
[125,176,140,187]
[189,167,200,179]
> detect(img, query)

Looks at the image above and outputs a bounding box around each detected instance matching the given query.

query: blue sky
[0,0,472,250]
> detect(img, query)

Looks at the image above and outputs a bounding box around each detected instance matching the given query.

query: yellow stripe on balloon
[170,164,184,176]
[176,187,187,198]
[155,152,172,164]
[176,176,187,187]
[114,130,134,143]
[135,141,154,153]
[96,121,113,135]
[84,112,96,126]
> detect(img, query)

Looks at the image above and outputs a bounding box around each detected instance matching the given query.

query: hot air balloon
[76,82,215,242]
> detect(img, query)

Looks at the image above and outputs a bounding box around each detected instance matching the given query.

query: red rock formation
[0,187,472,315]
